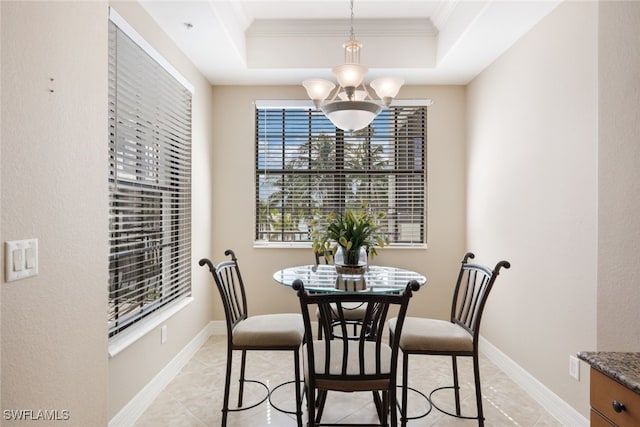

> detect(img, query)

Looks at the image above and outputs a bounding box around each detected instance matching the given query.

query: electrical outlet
[161,325,167,344]
[569,355,580,380]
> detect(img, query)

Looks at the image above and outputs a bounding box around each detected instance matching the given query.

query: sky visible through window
[255,105,425,245]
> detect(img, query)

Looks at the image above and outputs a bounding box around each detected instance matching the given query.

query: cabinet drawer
[591,368,640,427]
[591,409,616,426]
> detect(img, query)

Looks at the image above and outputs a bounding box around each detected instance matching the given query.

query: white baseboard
[109,321,215,427]
[479,337,588,427]
[210,320,226,335]
[108,323,587,427]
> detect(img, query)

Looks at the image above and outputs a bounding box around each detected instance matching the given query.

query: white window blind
[108,16,192,338]
[255,103,427,246]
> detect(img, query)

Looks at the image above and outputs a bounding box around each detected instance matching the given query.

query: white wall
[597,1,640,351]
[1,1,109,424]
[209,85,467,321]
[466,1,598,417]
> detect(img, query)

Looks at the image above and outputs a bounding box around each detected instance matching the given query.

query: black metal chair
[294,278,420,427]
[199,250,304,427]
[314,249,368,340]
[388,252,510,426]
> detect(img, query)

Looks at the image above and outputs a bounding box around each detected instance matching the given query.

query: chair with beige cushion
[294,278,420,427]
[199,250,304,427]
[388,252,510,426]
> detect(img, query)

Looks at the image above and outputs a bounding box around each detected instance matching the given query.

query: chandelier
[302,0,404,132]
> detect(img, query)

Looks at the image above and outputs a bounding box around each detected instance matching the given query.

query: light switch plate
[5,239,38,282]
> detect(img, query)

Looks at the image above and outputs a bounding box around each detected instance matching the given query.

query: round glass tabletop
[273,264,426,293]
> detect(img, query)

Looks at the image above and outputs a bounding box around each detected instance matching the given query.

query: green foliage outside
[257,133,390,243]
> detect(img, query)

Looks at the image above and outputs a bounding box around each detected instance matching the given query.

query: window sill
[108,296,194,358]
[253,241,428,250]
[253,241,312,249]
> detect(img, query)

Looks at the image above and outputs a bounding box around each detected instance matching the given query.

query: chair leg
[221,346,233,427]
[315,390,327,423]
[238,350,247,407]
[390,384,398,427]
[451,355,461,416]
[382,390,389,427]
[400,352,409,426]
[293,348,303,427]
[307,386,316,427]
[372,391,384,423]
[473,355,485,426]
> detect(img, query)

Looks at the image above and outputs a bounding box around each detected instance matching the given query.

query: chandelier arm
[358,82,378,103]
[325,84,342,104]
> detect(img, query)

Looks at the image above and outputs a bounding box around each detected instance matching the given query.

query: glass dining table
[273,264,427,293]
[271,263,427,423]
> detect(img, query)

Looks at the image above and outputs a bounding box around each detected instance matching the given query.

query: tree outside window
[255,104,426,246]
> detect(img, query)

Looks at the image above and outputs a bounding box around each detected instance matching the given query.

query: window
[255,101,427,246]
[108,12,192,339]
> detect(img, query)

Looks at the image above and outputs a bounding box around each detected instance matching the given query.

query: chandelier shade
[332,64,368,89]
[302,79,335,107]
[370,77,405,105]
[302,0,404,132]
[321,100,383,132]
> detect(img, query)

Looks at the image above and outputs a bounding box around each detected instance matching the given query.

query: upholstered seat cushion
[389,317,474,353]
[232,313,304,347]
[303,340,392,391]
[316,302,368,321]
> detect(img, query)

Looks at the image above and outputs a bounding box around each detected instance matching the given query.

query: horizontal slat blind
[255,104,426,245]
[108,20,192,338]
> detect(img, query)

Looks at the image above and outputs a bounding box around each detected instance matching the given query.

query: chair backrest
[450,252,510,344]
[199,250,248,337]
[293,279,419,386]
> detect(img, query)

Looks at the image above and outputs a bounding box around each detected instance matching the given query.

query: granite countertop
[578,351,640,394]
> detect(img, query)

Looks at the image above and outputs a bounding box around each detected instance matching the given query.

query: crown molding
[247,18,437,39]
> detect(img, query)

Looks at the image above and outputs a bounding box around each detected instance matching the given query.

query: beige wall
[466,1,598,416]
[0,0,3,416]
[8,0,634,423]
[210,85,466,320]
[1,1,216,423]
[1,1,109,424]
[597,1,640,351]
[106,1,216,419]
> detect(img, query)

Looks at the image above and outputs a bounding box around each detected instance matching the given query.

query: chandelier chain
[349,0,355,41]
[301,0,404,131]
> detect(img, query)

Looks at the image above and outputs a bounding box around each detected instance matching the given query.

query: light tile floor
[134,335,564,426]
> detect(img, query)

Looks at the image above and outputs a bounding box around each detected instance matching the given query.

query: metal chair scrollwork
[295,278,420,426]
[199,250,304,426]
[389,252,510,426]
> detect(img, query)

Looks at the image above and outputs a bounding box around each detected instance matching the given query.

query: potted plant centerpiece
[310,204,389,275]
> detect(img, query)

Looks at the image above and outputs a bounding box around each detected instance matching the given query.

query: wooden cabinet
[590,368,640,427]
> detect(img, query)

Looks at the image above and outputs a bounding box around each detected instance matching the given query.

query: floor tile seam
[162,386,211,426]
[315,393,383,425]
[480,390,547,425]
[141,389,209,427]
[173,395,210,427]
